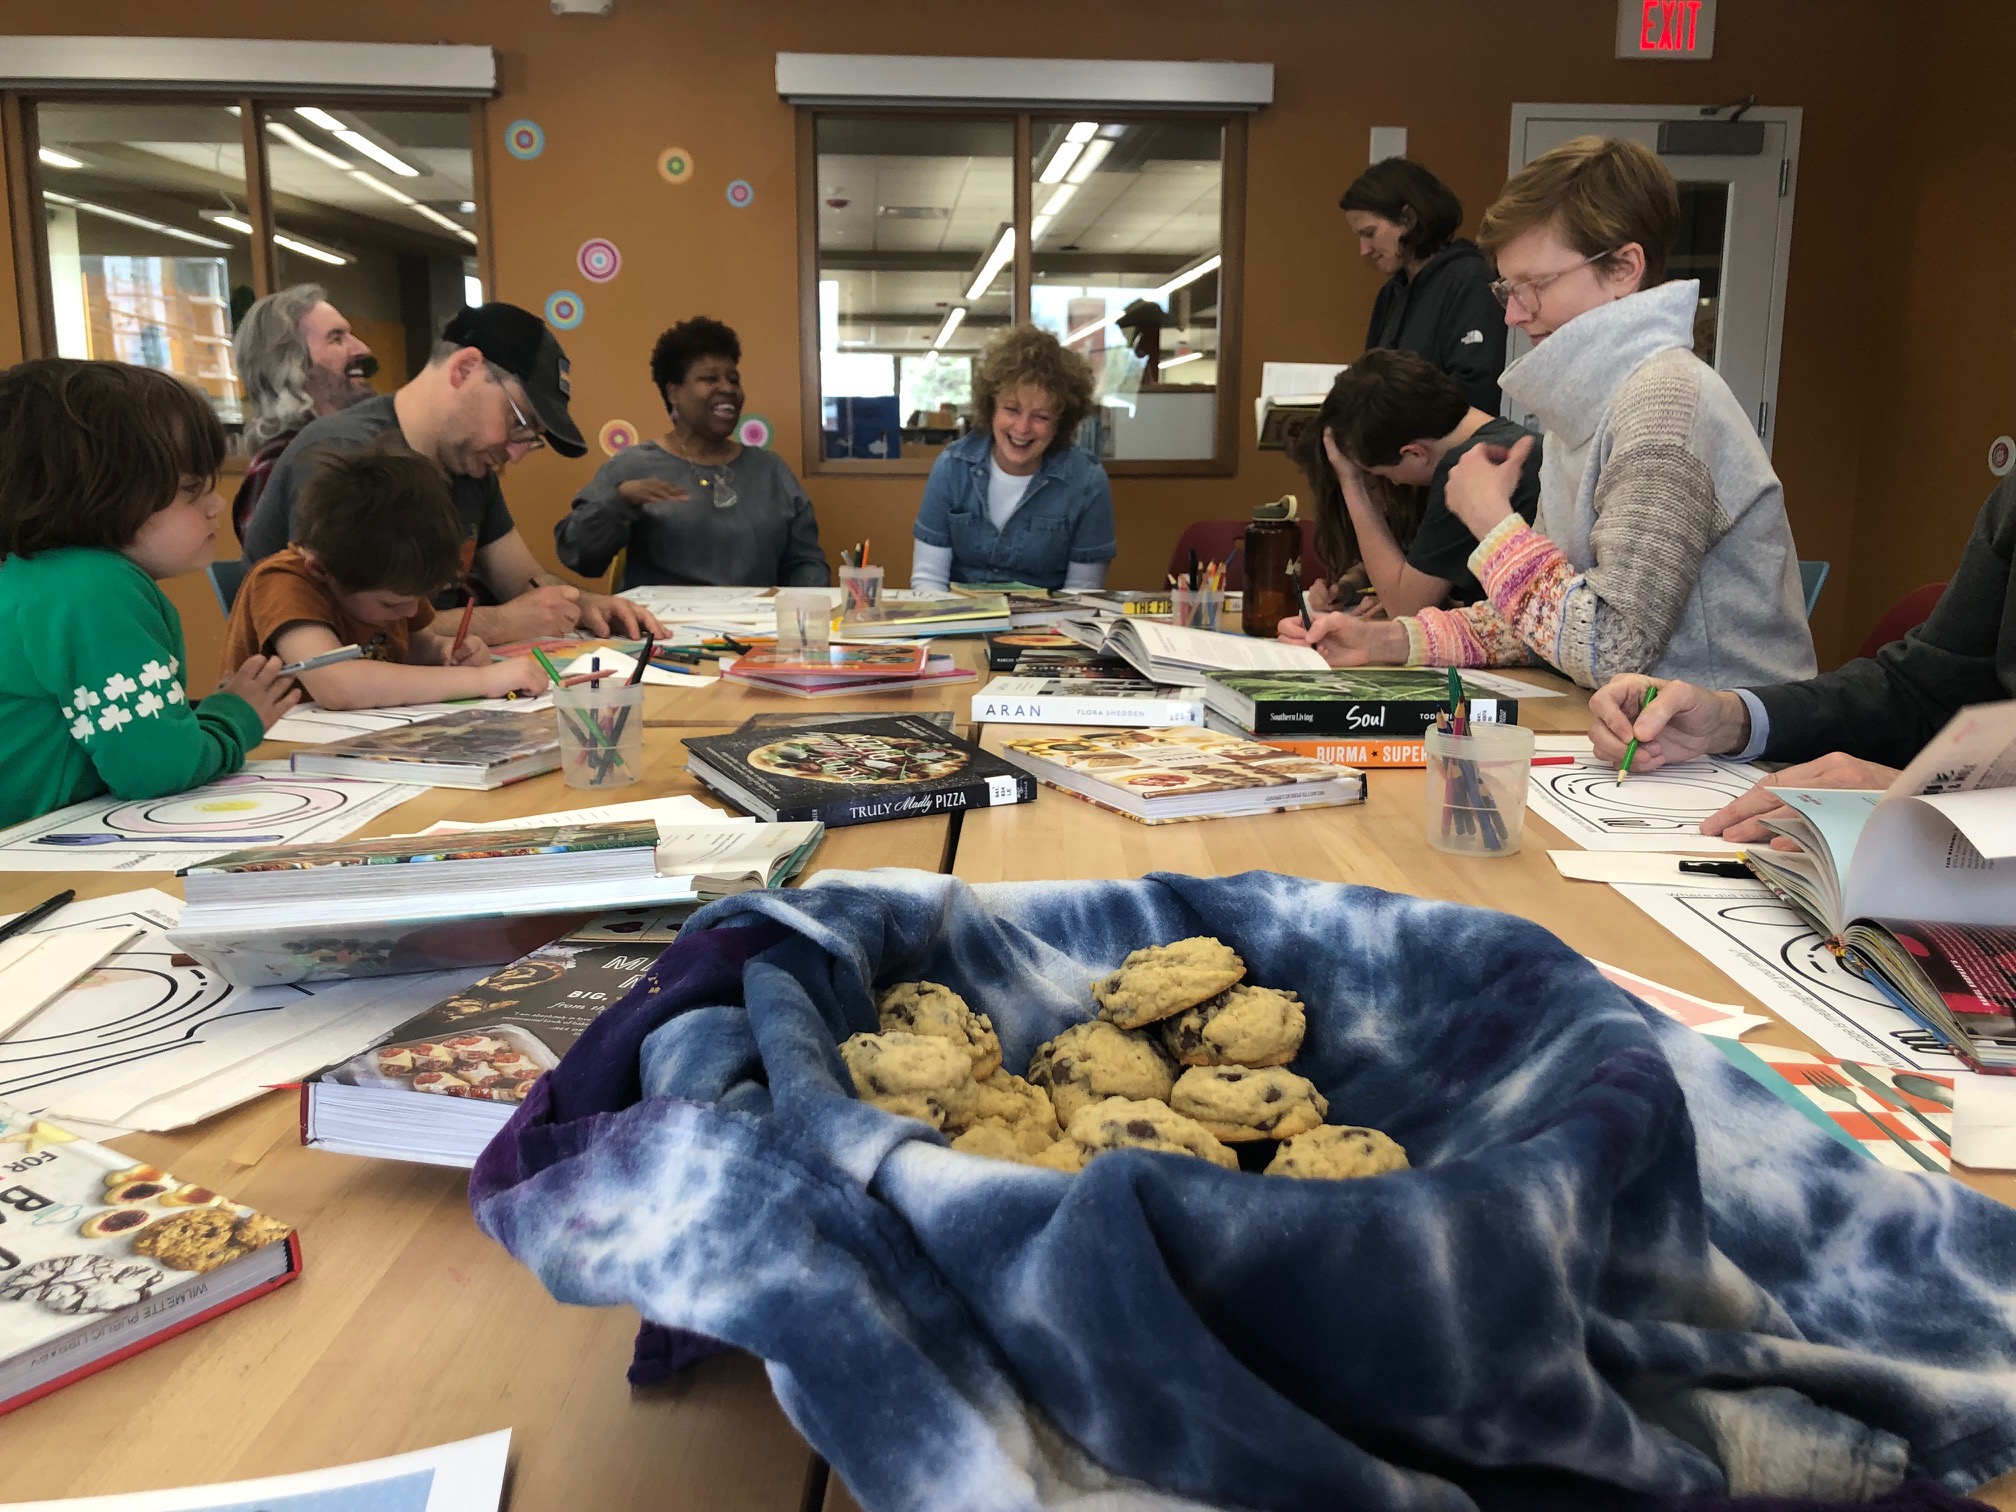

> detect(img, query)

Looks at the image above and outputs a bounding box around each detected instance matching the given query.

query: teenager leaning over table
[1282,137,1816,692]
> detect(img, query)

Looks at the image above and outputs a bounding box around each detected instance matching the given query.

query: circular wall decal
[577,237,622,283]
[736,413,773,450]
[599,419,638,456]
[724,178,755,209]
[543,290,584,330]
[657,146,695,184]
[504,120,546,161]
[1991,435,2015,479]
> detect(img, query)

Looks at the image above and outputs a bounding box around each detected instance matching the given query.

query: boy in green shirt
[0,360,301,829]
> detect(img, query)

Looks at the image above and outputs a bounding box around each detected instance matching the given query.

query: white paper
[1450,670,1565,700]
[0,1429,509,1512]
[0,927,141,1040]
[1525,756,1765,852]
[1549,851,1741,885]
[0,890,476,1131]
[424,794,743,836]
[559,649,717,690]
[1952,1074,2016,1170]
[1615,881,1982,1073]
[1535,734,1596,755]
[1916,787,2016,861]
[266,696,553,745]
[0,763,422,872]
[1260,361,1348,399]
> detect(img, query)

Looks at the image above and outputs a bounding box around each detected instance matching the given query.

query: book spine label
[1244,735,1431,769]
[1248,697,1514,735]
[970,695,1203,727]
[771,774,1037,827]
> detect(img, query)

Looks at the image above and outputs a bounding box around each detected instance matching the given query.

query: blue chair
[1798,560,1830,617]
[206,558,248,616]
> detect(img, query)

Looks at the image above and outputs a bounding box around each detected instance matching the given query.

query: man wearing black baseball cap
[241,302,662,641]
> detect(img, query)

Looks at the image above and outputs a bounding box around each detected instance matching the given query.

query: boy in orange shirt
[224,445,546,710]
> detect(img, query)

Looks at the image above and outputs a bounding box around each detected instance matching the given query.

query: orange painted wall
[0,0,1969,690]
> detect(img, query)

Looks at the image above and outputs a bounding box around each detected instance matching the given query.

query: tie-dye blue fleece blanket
[469,869,2016,1511]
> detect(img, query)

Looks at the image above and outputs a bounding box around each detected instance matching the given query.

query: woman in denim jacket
[909,326,1117,592]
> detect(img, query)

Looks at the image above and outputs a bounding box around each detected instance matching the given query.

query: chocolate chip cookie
[1265,1125,1410,1180]
[1169,1065,1329,1143]
[946,1069,1060,1155]
[1026,1020,1177,1127]
[1158,984,1306,1068]
[838,1030,974,1129]
[1092,937,1246,1029]
[1060,1096,1239,1171]
[877,981,1002,1079]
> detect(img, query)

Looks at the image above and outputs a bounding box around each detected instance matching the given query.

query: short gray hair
[234,283,328,451]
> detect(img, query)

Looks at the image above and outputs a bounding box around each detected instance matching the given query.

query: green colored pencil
[1618,684,1658,782]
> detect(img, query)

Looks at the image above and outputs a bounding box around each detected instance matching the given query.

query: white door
[1507,106,1800,452]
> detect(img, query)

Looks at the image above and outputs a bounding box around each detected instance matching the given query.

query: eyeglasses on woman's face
[1488,247,1620,316]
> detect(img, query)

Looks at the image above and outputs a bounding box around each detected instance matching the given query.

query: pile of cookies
[837,938,1408,1181]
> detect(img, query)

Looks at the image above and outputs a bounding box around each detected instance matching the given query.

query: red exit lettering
[1640,0,1703,51]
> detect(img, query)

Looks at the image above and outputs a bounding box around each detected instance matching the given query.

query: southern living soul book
[288,707,560,789]
[0,1103,300,1416]
[999,727,1367,824]
[302,927,657,1167]
[683,714,1036,826]
[1202,709,1430,769]
[1202,668,1527,737]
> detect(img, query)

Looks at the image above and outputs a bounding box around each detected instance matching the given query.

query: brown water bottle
[1242,494,1300,638]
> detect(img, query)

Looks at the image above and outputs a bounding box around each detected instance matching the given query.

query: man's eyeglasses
[493,372,547,451]
[1488,248,1619,315]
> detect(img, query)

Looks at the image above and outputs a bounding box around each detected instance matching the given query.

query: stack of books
[722,641,976,699]
[1202,667,1529,767]
[289,707,559,789]
[999,727,1365,824]
[838,594,1011,638]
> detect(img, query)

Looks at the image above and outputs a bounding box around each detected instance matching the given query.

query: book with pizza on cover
[0,1102,300,1416]
[683,713,1036,826]
[984,630,1085,671]
[971,676,1206,728]
[288,707,559,789]
[302,924,659,1167]
[1201,667,1534,737]
[999,727,1367,824]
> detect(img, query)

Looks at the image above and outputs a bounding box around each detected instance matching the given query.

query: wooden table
[642,639,989,728]
[0,723,953,1505]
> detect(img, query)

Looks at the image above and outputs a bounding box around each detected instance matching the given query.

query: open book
[1060,615,1329,686]
[1746,700,2016,1071]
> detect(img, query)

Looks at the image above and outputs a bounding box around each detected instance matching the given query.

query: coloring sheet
[1526,756,1767,852]
[266,696,553,745]
[1614,882,2002,1074]
[0,890,471,1131]
[0,762,421,871]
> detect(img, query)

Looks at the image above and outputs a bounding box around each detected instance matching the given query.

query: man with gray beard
[230,284,377,538]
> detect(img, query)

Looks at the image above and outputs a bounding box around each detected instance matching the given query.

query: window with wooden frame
[5,73,493,454]
[797,107,1247,478]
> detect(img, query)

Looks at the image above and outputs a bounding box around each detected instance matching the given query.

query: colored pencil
[451,591,476,661]
[0,888,75,946]
[1619,685,1658,783]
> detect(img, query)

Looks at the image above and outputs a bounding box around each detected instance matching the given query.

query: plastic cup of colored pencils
[1423,720,1535,857]
[1170,587,1227,631]
[838,563,885,613]
[554,677,644,788]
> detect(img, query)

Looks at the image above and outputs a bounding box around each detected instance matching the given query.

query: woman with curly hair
[909,325,1115,592]
[554,316,828,587]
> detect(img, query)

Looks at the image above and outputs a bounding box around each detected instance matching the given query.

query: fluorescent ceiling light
[331,128,420,178]
[1160,350,1205,368]
[275,232,350,266]
[351,170,416,206]
[411,203,465,234]
[1039,140,1083,185]
[59,198,230,249]
[1154,254,1222,299]
[266,120,354,171]
[932,307,967,349]
[37,147,82,170]
[295,106,345,131]
[458,200,476,213]
[1066,139,1113,185]
[965,227,1015,301]
[454,227,478,244]
[210,214,254,235]
[1043,183,1078,215]
[1067,120,1099,144]
[1030,215,1054,242]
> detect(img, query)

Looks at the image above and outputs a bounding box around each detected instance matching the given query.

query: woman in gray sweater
[1284,138,1816,692]
[554,317,829,588]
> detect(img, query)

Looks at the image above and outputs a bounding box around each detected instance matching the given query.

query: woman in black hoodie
[1340,158,1507,413]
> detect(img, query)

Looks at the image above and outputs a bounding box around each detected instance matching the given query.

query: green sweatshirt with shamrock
[0,549,265,829]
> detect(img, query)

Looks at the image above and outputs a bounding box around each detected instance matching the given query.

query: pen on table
[1530,756,1577,766]
[276,645,364,676]
[0,888,76,945]
[1678,859,1753,879]
[1618,684,1658,783]
[450,590,476,661]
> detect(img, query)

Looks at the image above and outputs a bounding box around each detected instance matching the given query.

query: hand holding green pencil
[1618,685,1658,783]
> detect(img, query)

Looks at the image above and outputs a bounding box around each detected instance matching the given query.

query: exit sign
[1617,0,1717,59]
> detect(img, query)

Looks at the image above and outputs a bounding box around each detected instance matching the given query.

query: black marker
[1678,859,1752,879]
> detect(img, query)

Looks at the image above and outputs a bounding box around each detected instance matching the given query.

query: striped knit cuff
[1410,607,1491,667]
[1471,518,1559,606]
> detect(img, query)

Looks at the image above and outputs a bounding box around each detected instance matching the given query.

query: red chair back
[1165,519,1330,593]
[1857,582,1947,661]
